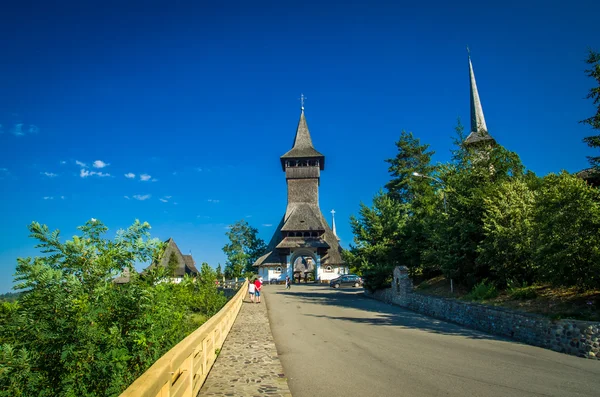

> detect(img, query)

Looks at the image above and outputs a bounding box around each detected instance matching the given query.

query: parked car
[329,274,363,288]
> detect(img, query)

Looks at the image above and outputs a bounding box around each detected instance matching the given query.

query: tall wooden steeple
[464,51,496,147]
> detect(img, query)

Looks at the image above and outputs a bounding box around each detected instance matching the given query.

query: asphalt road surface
[264,284,600,397]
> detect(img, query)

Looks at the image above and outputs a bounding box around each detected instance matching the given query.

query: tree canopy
[581,49,600,169]
[222,220,266,278]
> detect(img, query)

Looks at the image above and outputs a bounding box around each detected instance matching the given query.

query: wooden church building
[253,105,346,282]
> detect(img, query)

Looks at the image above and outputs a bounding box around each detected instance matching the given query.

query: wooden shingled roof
[145,238,199,277]
[280,203,326,231]
[254,209,344,268]
[280,111,325,170]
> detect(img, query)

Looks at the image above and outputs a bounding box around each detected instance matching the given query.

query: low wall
[365,266,599,360]
[120,280,248,397]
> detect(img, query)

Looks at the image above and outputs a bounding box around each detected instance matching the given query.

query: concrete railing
[120,280,248,397]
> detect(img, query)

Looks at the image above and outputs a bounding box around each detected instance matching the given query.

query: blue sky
[1,0,599,292]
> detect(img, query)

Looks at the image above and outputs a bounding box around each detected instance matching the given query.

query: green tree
[477,178,538,287]
[347,191,407,291]
[428,121,525,287]
[215,263,224,280]
[190,263,227,316]
[167,251,179,276]
[385,130,437,203]
[532,172,600,288]
[385,130,441,276]
[222,220,266,278]
[581,49,600,169]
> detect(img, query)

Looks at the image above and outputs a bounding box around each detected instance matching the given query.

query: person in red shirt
[254,277,263,303]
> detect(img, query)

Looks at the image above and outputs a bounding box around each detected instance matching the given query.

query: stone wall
[364,266,600,360]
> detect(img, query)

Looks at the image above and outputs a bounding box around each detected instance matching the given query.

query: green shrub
[464,280,498,301]
[507,280,538,300]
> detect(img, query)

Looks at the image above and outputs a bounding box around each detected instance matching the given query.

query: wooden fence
[120,280,248,397]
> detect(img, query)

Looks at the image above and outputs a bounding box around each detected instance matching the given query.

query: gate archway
[289,249,317,283]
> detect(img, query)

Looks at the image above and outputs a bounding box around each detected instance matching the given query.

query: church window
[325,266,332,272]
[275,267,282,273]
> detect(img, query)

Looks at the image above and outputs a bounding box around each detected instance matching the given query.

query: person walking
[285,275,291,289]
[248,278,256,303]
[254,276,263,303]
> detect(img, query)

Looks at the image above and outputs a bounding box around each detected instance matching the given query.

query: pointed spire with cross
[331,209,339,240]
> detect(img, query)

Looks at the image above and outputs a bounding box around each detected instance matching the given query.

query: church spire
[331,209,340,241]
[465,49,495,146]
[280,98,325,170]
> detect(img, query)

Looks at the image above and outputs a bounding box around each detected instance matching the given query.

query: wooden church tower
[254,102,345,282]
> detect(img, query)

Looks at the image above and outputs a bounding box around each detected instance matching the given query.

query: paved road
[264,284,600,397]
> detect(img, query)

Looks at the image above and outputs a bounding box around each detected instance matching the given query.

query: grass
[414,276,600,321]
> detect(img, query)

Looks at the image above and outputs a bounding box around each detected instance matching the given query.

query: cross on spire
[299,93,306,111]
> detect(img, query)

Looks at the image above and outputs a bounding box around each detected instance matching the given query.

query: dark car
[329,274,363,288]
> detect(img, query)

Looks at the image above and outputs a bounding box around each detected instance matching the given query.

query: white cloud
[151,178,158,182]
[245,215,252,218]
[159,198,168,203]
[140,174,151,181]
[60,196,65,199]
[173,202,178,205]
[133,194,151,201]
[43,196,54,200]
[196,167,203,172]
[60,161,67,165]
[124,173,136,179]
[76,160,87,167]
[11,123,25,137]
[91,218,97,222]
[172,172,177,176]
[165,196,172,199]
[81,169,110,178]
[4,123,39,137]
[207,199,220,203]
[262,224,273,227]
[93,160,109,168]
[41,172,58,178]
[124,195,130,199]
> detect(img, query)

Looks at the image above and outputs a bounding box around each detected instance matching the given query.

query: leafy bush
[464,280,498,301]
[0,220,227,397]
[507,280,538,300]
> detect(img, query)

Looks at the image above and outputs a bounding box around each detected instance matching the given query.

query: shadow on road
[268,284,512,342]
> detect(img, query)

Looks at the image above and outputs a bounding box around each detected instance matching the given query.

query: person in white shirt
[248,280,256,303]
